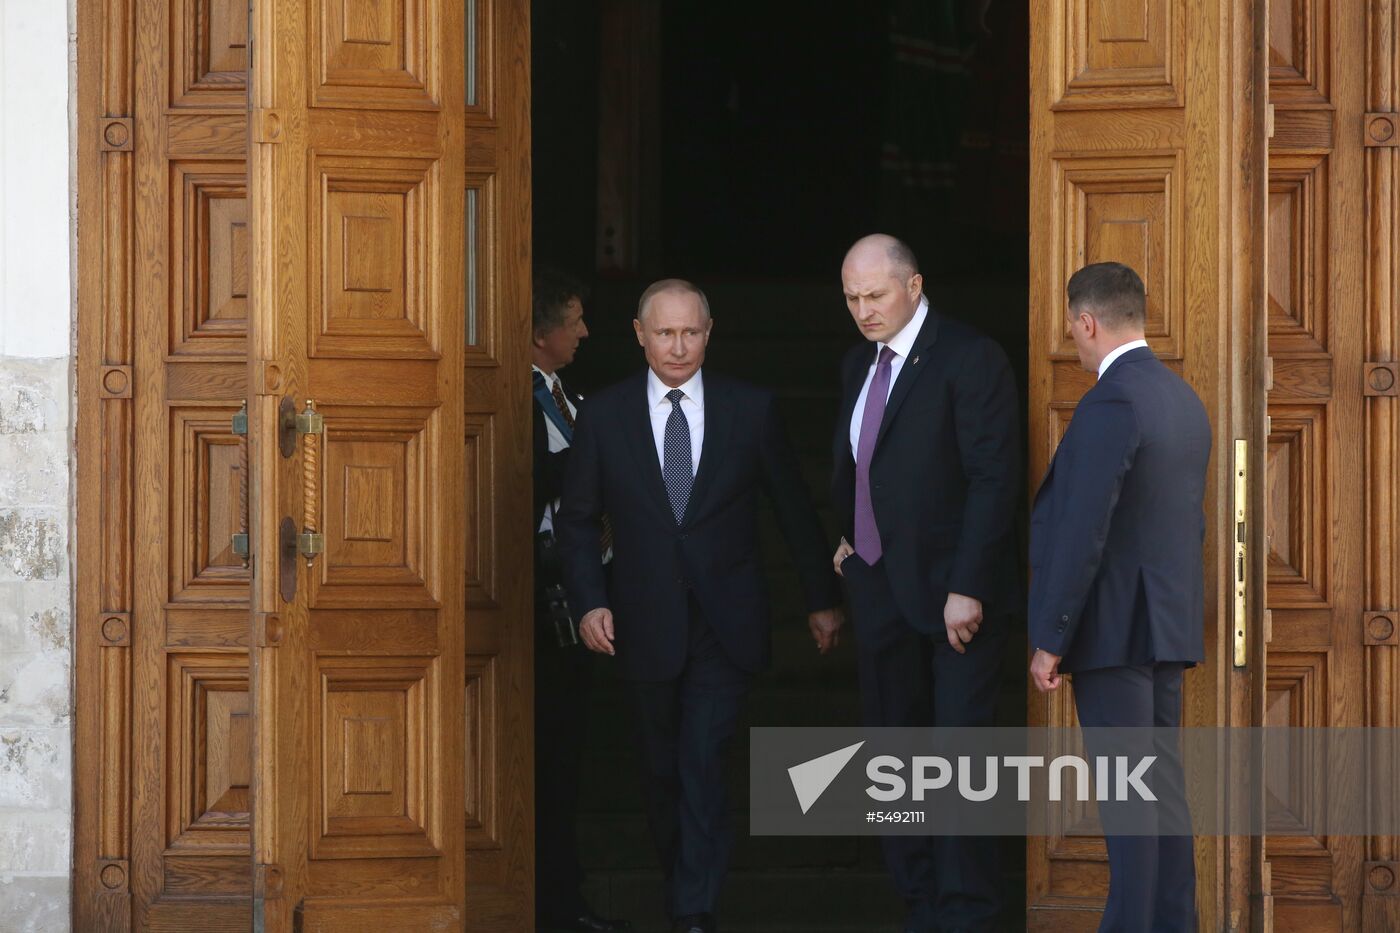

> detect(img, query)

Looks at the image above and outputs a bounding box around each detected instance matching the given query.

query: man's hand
[578,607,615,656]
[1029,649,1063,692]
[943,592,983,654]
[808,606,845,654]
[833,537,855,575]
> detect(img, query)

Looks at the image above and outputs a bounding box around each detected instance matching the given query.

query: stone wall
[0,0,76,929]
[0,361,72,931]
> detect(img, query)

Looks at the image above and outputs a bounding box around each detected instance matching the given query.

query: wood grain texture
[461,0,535,927]
[1363,0,1400,922]
[77,0,253,926]
[1266,0,1374,924]
[76,0,137,925]
[245,0,491,927]
[1028,0,1267,928]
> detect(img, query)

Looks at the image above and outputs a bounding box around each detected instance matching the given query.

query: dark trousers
[843,555,1004,933]
[628,599,749,919]
[1071,663,1197,933]
[535,623,596,922]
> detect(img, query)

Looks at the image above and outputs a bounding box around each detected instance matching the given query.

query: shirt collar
[648,367,705,410]
[880,296,929,361]
[531,364,559,389]
[1097,339,1150,379]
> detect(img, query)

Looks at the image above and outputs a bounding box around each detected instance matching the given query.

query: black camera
[535,530,579,648]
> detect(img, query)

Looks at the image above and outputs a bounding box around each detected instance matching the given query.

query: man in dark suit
[556,279,844,933]
[1028,261,1210,932]
[530,268,631,933]
[831,235,1021,933]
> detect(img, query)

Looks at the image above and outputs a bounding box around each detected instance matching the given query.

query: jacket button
[1061,615,1069,622]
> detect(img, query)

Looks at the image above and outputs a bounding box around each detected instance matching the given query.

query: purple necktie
[855,346,896,563]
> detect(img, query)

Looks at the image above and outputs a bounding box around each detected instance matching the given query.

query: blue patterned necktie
[662,388,693,524]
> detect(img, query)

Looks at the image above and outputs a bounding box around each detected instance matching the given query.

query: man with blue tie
[831,235,1022,933]
[1028,261,1210,932]
[556,279,844,933]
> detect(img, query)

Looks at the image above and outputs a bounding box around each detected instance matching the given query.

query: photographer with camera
[531,267,631,933]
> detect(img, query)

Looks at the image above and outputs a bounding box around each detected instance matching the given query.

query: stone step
[577,867,905,933]
[574,862,1030,933]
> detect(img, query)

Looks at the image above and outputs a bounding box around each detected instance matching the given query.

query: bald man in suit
[832,235,1022,933]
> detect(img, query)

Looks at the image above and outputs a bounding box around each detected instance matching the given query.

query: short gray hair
[636,278,712,322]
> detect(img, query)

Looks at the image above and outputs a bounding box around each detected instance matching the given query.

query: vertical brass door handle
[1233,439,1248,668]
[231,401,250,566]
[297,399,324,566]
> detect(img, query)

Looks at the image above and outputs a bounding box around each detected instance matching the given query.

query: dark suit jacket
[1028,346,1211,673]
[556,369,841,681]
[533,370,581,531]
[831,310,1022,630]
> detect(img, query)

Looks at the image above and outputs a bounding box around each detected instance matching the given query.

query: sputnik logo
[787,741,866,814]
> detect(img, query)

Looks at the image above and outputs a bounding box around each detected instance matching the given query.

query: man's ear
[632,317,645,346]
[908,273,924,303]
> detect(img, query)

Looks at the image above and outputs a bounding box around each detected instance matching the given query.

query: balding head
[841,234,924,345]
[843,234,919,282]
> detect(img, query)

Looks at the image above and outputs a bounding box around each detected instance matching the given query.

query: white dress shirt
[849,296,929,457]
[1097,339,1150,379]
[647,367,705,476]
[533,365,576,534]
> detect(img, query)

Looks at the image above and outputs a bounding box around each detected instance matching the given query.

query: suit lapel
[621,372,672,520]
[874,309,941,451]
[683,375,732,526]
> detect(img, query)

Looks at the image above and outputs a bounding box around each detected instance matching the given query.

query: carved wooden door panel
[246,0,532,929]
[75,0,258,926]
[1026,0,1267,929]
[1264,0,1400,928]
[76,0,533,927]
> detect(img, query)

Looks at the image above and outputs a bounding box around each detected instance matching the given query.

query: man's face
[535,297,588,370]
[633,290,712,387]
[842,256,922,344]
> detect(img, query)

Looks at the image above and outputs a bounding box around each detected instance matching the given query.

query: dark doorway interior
[532,3,1029,929]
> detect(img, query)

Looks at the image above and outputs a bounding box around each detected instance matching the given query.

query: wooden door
[246,0,532,928]
[1026,0,1269,929]
[1264,0,1400,928]
[74,0,534,928]
[75,0,260,926]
